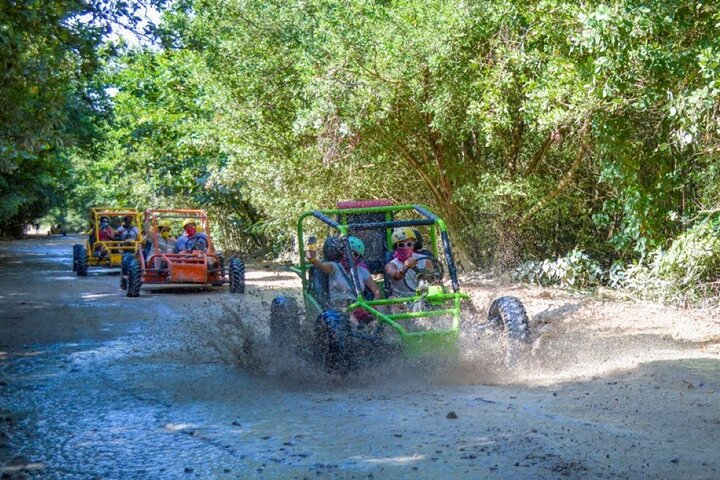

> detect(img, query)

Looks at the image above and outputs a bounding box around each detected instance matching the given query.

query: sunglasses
[395,241,414,248]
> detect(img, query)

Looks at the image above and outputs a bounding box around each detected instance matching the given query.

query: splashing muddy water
[0,236,719,479]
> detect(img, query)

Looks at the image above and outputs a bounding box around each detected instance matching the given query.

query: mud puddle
[1,236,719,479]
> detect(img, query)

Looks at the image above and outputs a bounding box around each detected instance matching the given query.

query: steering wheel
[403,255,444,292]
[188,237,209,252]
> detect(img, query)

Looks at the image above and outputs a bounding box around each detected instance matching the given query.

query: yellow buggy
[72,208,144,276]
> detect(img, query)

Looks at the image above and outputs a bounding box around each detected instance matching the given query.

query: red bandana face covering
[393,246,414,263]
[185,226,196,237]
[340,256,367,272]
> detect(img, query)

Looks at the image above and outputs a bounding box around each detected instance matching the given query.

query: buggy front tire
[487,296,531,366]
[229,257,245,294]
[120,253,134,290]
[487,296,531,342]
[126,257,142,297]
[76,246,88,276]
[72,244,81,272]
[314,309,352,375]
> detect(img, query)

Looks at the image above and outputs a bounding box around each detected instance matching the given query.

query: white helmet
[391,227,416,245]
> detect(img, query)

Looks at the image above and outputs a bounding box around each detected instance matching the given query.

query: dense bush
[513,249,604,289]
[513,219,720,307]
[621,220,720,305]
[0,0,165,235]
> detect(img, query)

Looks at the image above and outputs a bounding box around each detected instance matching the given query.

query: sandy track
[0,236,718,479]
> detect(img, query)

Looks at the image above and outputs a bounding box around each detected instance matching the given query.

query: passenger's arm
[306,250,333,274]
[308,258,334,275]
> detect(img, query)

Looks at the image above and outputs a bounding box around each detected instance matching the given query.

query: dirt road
[1,236,719,479]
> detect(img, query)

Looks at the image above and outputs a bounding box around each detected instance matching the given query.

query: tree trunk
[522,120,591,223]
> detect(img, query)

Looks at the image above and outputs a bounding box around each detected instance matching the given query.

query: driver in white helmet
[385,227,433,297]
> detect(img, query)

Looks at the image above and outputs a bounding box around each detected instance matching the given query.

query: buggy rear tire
[314,309,352,375]
[269,295,300,346]
[76,246,88,276]
[487,296,531,342]
[72,244,81,272]
[120,253,134,290]
[126,257,142,297]
[229,257,245,293]
[487,296,531,366]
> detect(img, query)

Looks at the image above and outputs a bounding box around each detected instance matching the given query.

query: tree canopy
[0,0,167,234]
[4,0,720,292]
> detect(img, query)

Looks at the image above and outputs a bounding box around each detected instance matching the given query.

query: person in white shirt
[384,227,434,298]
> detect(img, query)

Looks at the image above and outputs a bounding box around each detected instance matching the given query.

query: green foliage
[513,248,604,289]
[96,0,715,269]
[0,0,165,234]
[512,220,720,305]
[65,47,267,249]
[620,220,720,305]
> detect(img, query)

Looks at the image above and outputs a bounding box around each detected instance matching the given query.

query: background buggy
[121,209,245,297]
[72,208,143,276]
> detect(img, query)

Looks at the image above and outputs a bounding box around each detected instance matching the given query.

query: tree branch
[525,131,553,176]
[522,120,591,222]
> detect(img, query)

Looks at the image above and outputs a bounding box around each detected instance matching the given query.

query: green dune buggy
[270,200,531,374]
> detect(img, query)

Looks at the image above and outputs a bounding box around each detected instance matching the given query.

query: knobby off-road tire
[487,296,531,366]
[126,257,142,297]
[487,296,531,342]
[211,252,225,286]
[72,244,81,272]
[269,295,300,347]
[120,253,134,290]
[229,257,245,294]
[314,309,352,375]
[76,246,89,276]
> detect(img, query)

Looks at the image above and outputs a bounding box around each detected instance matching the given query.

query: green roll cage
[291,203,469,354]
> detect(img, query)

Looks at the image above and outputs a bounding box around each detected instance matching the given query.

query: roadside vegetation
[2,0,719,305]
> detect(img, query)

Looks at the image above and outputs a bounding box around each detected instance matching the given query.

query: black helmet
[322,236,343,261]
